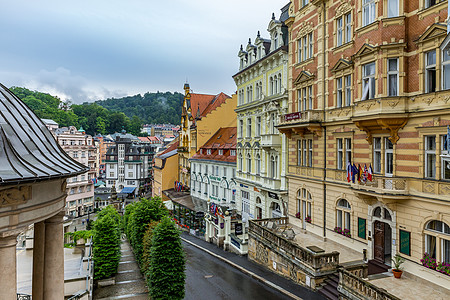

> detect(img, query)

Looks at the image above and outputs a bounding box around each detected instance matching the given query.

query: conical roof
[0,83,89,185]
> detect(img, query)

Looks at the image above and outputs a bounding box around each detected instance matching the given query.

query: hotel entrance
[373,220,392,265]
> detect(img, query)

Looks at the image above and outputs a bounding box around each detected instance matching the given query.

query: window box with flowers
[295,212,301,219]
[421,253,450,277]
[305,216,311,223]
[334,226,351,238]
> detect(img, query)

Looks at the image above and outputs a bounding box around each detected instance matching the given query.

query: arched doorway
[372,207,393,265]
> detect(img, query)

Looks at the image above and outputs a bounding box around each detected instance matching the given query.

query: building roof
[157,140,179,157]
[41,118,58,126]
[191,127,236,163]
[190,92,231,120]
[0,83,88,184]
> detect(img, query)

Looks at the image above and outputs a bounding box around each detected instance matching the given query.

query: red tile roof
[190,92,231,120]
[158,140,179,156]
[191,127,236,163]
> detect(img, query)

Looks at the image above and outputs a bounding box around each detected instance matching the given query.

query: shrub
[93,206,121,280]
[141,221,160,277]
[149,217,185,300]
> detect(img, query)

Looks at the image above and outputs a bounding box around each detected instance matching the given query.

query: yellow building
[233,10,289,222]
[152,139,179,197]
[178,83,236,187]
[277,0,450,288]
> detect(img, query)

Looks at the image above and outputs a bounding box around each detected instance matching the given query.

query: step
[322,284,339,296]
[323,279,338,289]
[318,288,339,300]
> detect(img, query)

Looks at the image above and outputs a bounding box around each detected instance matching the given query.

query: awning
[121,187,136,194]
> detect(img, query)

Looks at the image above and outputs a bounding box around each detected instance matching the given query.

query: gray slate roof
[0,84,89,184]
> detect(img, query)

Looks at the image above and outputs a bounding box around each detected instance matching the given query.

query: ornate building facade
[277,0,450,286]
[233,6,290,225]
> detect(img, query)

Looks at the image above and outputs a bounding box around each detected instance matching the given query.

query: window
[239,154,243,171]
[345,138,352,166]
[337,139,343,170]
[385,138,394,176]
[362,62,376,100]
[336,13,351,47]
[274,32,278,49]
[443,48,450,90]
[242,191,250,214]
[424,220,450,264]
[247,85,253,102]
[303,139,307,167]
[215,166,219,176]
[345,13,352,43]
[301,0,309,8]
[388,58,399,96]
[373,137,382,173]
[270,155,278,178]
[308,139,313,167]
[239,120,243,138]
[336,199,351,231]
[441,136,450,180]
[425,0,438,9]
[297,188,312,223]
[256,154,261,175]
[274,75,278,94]
[387,0,399,17]
[298,140,302,166]
[345,75,352,106]
[128,172,133,177]
[426,50,436,93]
[230,150,236,156]
[298,33,313,62]
[278,73,282,93]
[269,112,278,134]
[337,77,343,107]
[247,118,252,138]
[425,136,436,178]
[207,149,211,155]
[337,17,343,46]
[256,116,261,137]
[247,154,252,173]
[298,85,313,111]
[363,0,376,26]
[218,149,223,155]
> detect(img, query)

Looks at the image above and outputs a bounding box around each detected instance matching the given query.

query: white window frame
[337,138,343,170]
[387,0,399,18]
[308,139,313,167]
[247,118,252,138]
[373,137,382,173]
[442,48,450,90]
[385,138,394,176]
[388,58,399,96]
[363,0,376,26]
[362,62,376,100]
[345,75,352,106]
[426,50,437,93]
[337,77,343,107]
[256,116,261,137]
[425,135,436,179]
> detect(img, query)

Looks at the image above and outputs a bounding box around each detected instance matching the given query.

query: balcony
[350,176,408,204]
[262,177,282,191]
[260,134,281,149]
[277,110,323,138]
[353,97,408,118]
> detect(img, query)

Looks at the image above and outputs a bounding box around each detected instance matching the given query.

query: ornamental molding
[296,22,313,39]
[0,186,31,207]
[335,2,352,18]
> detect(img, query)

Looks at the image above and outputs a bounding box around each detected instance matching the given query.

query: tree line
[10,87,183,136]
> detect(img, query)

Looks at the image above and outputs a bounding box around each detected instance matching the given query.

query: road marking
[182,237,303,300]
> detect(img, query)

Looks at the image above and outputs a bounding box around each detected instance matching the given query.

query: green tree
[149,217,185,300]
[93,206,121,280]
[141,221,159,275]
[129,115,143,136]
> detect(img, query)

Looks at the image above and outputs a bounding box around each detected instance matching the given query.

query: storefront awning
[121,187,136,194]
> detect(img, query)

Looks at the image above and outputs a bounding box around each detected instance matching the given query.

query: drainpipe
[448,0,450,33]
[322,3,327,239]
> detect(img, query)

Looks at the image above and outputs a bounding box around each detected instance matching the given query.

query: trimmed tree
[149,217,185,300]
[141,221,160,276]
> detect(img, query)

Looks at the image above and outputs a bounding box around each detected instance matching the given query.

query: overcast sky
[0,0,289,103]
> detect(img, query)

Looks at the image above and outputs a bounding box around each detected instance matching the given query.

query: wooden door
[374,221,385,263]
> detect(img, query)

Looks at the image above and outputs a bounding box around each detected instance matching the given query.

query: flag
[352,163,357,183]
[363,164,368,183]
[358,165,362,182]
[346,161,352,182]
[368,164,373,181]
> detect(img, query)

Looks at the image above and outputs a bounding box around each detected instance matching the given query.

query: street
[183,241,293,300]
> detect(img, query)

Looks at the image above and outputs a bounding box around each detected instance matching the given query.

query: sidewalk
[181,232,325,300]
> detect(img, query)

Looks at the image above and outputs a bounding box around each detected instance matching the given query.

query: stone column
[32,221,45,300]
[0,233,18,299]
[43,212,65,300]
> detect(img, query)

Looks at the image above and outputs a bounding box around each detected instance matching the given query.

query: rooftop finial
[240,44,243,51]
[248,38,251,44]
[272,12,275,20]
[257,31,260,38]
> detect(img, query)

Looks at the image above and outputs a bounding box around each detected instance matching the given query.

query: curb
[181,237,302,300]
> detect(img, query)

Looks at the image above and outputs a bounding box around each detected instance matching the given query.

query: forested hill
[95,92,183,125]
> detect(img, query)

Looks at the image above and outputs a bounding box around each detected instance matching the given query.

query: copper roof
[0,84,88,184]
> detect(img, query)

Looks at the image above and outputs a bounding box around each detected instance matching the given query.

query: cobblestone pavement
[93,238,149,300]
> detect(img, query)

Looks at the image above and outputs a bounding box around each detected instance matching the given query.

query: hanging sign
[235,223,243,235]
[358,218,366,239]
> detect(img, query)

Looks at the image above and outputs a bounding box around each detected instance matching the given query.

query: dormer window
[258,46,262,59]
[207,149,211,155]
[219,150,223,155]
[274,32,279,49]
[231,150,237,156]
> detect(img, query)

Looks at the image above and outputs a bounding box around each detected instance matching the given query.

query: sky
[0,0,289,103]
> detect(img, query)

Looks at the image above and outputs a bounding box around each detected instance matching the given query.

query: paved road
[184,241,293,300]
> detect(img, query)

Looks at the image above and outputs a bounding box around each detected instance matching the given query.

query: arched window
[336,199,351,232]
[270,77,274,95]
[296,188,312,223]
[255,197,262,219]
[274,32,279,49]
[256,154,261,175]
[373,206,392,221]
[271,202,281,218]
[424,220,450,263]
[274,75,278,94]
[247,154,252,173]
[270,155,278,178]
[238,154,243,171]
[278,73,282,93]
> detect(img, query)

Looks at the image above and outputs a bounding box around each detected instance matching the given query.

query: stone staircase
[318,273,339,300]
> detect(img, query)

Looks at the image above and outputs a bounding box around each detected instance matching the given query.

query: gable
[354,43,377,59]
[294,71,314,86]
[417,23,447,44]
[331,58,353,73]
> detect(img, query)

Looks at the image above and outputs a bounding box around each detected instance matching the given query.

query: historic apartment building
[178,83,236,188]
[54,126,96,217]
[105,132,156,197]
[275,0,450,286]
[189,128,242,252]
[153,139,179,197]
[233,7,290,224]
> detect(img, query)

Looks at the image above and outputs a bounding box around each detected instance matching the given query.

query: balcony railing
[351,176,408,195]
[279,110,322,126]
[261,134,281,148]
[353,97,408,118]
[249,217,339,276]
[338,268,400,300]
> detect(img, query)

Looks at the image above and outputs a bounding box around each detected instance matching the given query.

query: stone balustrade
[338,268,400,300]
[249,218,339,276]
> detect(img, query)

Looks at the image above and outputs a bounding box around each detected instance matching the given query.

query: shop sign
[254,187,260,193]
[268,192,279,200]
[195,211,204,219]
[358,217,366,239]
[284,112,301,121]
[209,175,221,182]
[240,184,248,188]
[399,230,411,256]
[235,223,243,235]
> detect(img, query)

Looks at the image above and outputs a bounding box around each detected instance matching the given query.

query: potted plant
[391,253,405,278]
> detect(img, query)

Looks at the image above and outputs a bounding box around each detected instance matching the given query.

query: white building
[54,126,96,217]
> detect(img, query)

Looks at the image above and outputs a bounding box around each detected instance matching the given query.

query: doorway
[373,221,392,265]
